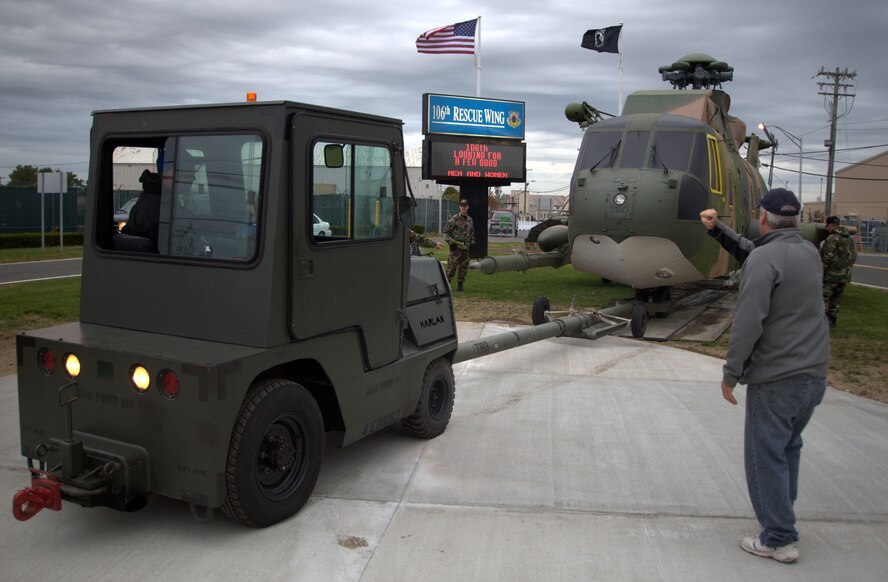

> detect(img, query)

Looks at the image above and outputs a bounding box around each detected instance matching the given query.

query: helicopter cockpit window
[617,131,650,169]
[578,131,623,171]
[649,132,695,173]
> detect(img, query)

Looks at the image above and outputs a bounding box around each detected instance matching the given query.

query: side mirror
[324,144,344,168]
[398,197,416,229]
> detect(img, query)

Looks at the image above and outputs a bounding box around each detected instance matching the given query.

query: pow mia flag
[581,25,622,53]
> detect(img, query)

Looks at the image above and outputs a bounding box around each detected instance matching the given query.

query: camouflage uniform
[443,212,475,289]
[409,230,437,256]
[820,225,857,326]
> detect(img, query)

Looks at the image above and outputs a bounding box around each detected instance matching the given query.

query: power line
[767,163,888,181]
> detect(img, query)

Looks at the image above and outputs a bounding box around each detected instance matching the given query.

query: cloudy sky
[1,0,886,204]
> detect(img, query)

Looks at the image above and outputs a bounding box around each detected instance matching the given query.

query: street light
[523,171,534,219]
[759,122,803,206]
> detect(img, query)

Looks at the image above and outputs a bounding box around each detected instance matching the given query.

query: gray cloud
[1,0,885,202]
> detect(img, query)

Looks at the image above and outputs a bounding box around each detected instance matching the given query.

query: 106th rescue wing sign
[423,94,525,140]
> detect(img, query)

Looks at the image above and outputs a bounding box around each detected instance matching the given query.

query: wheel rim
[428,377,448,420]
[256,414,308,501]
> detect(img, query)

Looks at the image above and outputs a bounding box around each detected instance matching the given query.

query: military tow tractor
[12,99,624,527]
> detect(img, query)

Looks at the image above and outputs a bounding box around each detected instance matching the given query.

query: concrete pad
[362,505,888,582]
[2,322,887,581]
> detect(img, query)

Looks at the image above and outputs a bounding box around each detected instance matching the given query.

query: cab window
[311,141,394,241]
[100,134,264,262]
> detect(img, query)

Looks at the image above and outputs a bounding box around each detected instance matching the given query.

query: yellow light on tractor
[246,92,257,102]
[131,365,151,392]
[64,353,81,378]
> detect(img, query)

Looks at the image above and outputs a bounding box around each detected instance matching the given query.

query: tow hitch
[13,469,62,521]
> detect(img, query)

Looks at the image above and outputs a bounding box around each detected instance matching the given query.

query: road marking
[851,282,888,290]
[0,274,81,286]
[855,264,888,272]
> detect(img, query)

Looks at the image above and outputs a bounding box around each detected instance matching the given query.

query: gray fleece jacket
[723,227,830,387]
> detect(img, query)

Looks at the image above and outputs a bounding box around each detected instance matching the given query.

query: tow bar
[12,469,62,521]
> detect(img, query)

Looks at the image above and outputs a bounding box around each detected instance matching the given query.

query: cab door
[290,112,407,368]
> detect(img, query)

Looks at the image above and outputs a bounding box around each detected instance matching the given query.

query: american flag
[416,19,477,54]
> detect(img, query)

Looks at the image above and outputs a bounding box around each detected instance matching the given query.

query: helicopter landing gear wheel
[630,304,648,338]
[531,296,551,326]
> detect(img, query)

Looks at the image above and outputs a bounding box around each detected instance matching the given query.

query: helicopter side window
[706,135,723,194]
[617,131,650,169]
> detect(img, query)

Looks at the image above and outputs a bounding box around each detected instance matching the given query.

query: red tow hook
[12,470,62,521]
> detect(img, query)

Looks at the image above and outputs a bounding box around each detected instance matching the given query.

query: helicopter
[475,54,776,337]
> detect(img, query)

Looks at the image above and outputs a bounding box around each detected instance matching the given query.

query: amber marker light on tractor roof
[63,353,81,378]
[246,92,257,102]
[131,365,151,392]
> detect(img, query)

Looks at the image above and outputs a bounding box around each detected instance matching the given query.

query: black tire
[401,358,455,439]
[531,296,551,326]
[222,379,324,527]
[630,304,648,338]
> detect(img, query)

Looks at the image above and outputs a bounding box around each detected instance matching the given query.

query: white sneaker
[740,535,799,563]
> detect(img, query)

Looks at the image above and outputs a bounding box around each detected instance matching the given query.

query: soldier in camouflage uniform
[820,216,857,327]
[409,229,443,256]
[443,199,475,292]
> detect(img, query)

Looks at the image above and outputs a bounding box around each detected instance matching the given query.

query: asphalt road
[0,258,82,286]
[852,253,888,289]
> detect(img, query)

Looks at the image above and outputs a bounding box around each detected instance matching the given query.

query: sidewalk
[2,322,887,581]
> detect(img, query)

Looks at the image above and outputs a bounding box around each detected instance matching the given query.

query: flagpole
[475,16,482,96]
[618,22,623,114]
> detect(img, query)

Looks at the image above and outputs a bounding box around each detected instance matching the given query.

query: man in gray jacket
[701,189,830,563]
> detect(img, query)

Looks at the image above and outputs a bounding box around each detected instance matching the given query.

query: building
[506,188,568,220]
[113,147,157,190]
[804,149,888,222]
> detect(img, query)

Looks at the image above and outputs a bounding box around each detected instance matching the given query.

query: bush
[0,232,84,249]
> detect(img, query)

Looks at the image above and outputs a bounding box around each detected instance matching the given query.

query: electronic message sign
[423,138,526,183]
[423,94,525,140]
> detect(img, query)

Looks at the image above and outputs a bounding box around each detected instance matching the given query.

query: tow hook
[12,470,62,521]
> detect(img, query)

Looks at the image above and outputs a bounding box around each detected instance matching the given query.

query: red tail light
[38,349,56,375]
[159,370,180,399]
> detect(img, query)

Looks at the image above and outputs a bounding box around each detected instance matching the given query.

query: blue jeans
[744,375,826,547]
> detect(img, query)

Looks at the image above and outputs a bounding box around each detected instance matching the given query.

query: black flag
[581,25,622,53]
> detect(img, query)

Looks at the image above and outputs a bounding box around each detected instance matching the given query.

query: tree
[442,186,460,202]
[7,165,85,188]
[8,165,41,186]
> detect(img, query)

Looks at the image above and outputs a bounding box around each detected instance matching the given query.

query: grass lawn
[2,243,886,403]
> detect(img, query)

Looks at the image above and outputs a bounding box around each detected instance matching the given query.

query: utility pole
[816,66,856,217]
